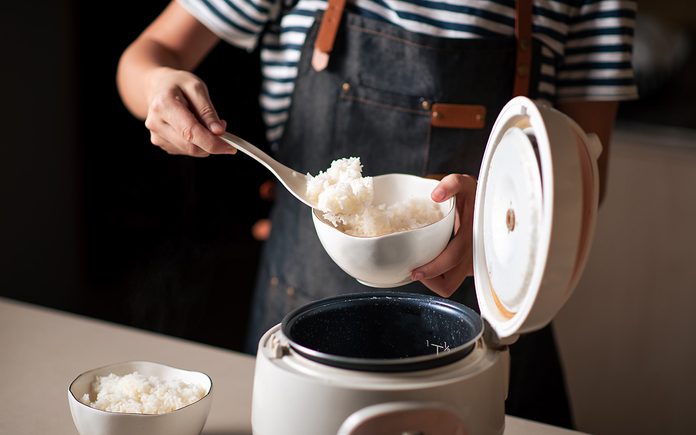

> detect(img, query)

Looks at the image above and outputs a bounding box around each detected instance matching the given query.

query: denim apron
[247,0,573,427]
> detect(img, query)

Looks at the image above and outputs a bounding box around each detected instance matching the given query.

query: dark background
[1,1,695,353]
[1,0,269,352]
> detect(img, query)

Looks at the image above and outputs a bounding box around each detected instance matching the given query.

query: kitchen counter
[0,297,585,435]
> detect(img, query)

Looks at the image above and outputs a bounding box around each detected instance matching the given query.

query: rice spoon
[220,132,316,208]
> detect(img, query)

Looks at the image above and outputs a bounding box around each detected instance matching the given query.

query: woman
[117,0,637,426]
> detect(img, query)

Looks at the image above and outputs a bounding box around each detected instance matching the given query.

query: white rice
[306,158,443,237]
[80,371,206,414]
[306,157,373,215]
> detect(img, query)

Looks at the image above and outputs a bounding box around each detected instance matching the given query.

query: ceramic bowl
[312,173,456,287]
[68,361,212,435]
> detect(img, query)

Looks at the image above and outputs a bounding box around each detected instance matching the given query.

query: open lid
[473,97,602,338]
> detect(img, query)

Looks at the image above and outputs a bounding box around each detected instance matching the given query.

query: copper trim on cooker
[490,282,516,320]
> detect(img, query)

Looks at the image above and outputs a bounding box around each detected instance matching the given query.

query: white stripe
[541,45,556,59]
[557,85,638,97]
[294,0,327,13]
[357,1,485,38]
[557,69,634,80]
[262,80,295,95]
[569,17,636,32]
[533,14,568,37]
[464,0,513,18]
[281,12,316,28]
[538,81,555,95]
[254,0,274,11]
[209,0,264,32]
[564,51,632,64]
[556,92,638,102]
[267,125,285,142]
[537,0,577,16]
[221,0,269,23]
[536,34,564,55]
[261,48,302,63]
[260,95,292,110]
[378,0,514,36]
[279,31,308,46]
[178,0,257,49]
[575,0,637,15]
[263,111,289,126]
[262,65,299,80]
[566,34,633,49]
[541,63,554,76]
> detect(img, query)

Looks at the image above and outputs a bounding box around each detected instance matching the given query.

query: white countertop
[0,297,585,435]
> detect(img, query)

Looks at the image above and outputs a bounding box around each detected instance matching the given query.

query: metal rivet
[517,65,529,77]
[270,276,279,287]
[432,111,441,119]
[420,99,431,110]
[475,113,482,121]
[341,82,351,92]
[286,287,295,297]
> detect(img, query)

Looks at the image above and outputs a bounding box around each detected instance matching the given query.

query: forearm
[116,1,220,120]
[117,39,185,119]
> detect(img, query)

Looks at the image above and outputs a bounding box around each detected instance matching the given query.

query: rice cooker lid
[474,97,602,338]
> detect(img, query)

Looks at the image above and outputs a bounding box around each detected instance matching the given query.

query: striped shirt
[178,0,638,144]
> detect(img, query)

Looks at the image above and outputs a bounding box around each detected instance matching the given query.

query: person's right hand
[144,67,236,157]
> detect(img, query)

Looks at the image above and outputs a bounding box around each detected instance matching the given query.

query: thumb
[431,174,475,203]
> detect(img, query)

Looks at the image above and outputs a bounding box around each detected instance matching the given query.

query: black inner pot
[281,292,483,372]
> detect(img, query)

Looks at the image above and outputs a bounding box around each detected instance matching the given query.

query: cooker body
[251,324,508,435]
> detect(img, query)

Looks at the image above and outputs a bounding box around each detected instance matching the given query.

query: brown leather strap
[431,103,486,129]
[312,0,347,71]
[315,0,346,53]
[513,0,533,97]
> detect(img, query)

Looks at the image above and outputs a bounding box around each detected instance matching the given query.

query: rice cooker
[251,96,602,435]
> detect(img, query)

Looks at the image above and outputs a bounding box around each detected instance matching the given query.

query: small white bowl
[68,361,212,435]
[312,173,456,287]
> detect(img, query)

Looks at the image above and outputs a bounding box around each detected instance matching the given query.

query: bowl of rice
[68,361,212,435]
[307,158,455,287]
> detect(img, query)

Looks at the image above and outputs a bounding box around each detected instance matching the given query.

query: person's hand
[411,174,477,297]
[144,67,235,157]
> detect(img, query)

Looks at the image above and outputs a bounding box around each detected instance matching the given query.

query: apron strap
[312,0,347,71]
[513,0,533,97]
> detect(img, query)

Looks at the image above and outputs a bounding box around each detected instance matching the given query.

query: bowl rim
[68,360,213,417]
[312,173,456,240]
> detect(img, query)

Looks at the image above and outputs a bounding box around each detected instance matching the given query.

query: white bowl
[312,173,456,287]
[68,361,212,435]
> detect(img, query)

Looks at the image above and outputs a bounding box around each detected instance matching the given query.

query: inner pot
[281,292,483,372]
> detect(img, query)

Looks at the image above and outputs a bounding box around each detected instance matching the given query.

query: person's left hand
[411,174,477,297]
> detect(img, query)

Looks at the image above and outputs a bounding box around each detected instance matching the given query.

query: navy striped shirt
[179,0,638,144]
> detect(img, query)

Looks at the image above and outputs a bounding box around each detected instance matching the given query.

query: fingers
[150,131,210,157]
[411,227,473,298]
[412,173,477,297]
[145,75,237,157]
[419,263,472,298]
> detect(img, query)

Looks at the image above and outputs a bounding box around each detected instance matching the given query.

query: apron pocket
[334,82,432,176]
